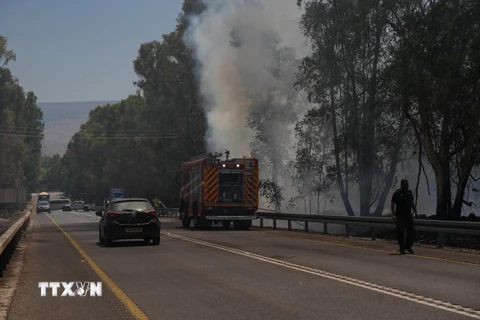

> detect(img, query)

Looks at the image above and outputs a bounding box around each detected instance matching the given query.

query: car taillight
[149,211,157,216]
[108,212,116,217]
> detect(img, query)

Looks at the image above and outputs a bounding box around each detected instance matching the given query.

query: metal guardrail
[255,211,480,247]
[255,211,480,235]
[0,209,31,277]
[154,208,480,246]
[155,207,179,218]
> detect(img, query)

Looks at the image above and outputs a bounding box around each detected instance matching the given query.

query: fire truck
[177,150,259,230]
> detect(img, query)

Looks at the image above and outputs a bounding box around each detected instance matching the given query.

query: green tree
[291,108,336,214]
[58,1,209,205]
[0,35,44,192]
[39,154,67,191]
[296,0,405,216]
[389,0,480,219]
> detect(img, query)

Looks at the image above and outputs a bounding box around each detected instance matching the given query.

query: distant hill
[38,101,119,156]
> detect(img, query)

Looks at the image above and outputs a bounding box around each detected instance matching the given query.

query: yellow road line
[45,214,149,320]
[252,230,480,267]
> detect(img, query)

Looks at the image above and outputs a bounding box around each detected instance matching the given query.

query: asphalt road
[6,209,480,320]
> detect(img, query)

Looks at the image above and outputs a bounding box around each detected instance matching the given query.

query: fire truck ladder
[243,157,255,206]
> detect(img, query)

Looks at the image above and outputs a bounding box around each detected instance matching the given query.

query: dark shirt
[391,189,414,216]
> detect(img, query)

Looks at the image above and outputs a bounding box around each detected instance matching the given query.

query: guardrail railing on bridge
[0,208,31,277]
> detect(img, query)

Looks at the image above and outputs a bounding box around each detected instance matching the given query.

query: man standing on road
[391,179,418,254]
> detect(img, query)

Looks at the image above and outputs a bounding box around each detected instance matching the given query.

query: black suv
[96,198,161,246]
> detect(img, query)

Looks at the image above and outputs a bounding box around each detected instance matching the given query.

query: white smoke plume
[183,0,310,158]
[182,0,479,217]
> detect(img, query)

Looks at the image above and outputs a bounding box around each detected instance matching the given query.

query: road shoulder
[251,227,480,266]
[6,213,133,320]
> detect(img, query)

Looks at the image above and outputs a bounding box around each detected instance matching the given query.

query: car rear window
[109,201,153,212]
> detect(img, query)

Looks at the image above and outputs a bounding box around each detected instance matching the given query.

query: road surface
[5,209,480,320]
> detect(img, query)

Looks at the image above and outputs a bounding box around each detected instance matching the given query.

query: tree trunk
[451,133,477,219]
[418,82,448,219]
[271,132,279,186]
[324,194,327,213]
[331,85,355,216]
[434,163,450,219]
[309,193,312,214]
[373,115,405,216]
[360,5,384,216]
[451,172,470,219]
[317,191,320,215]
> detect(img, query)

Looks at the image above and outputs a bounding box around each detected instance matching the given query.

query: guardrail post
[5,244,9,264]
[305,221,309,232]
[345,224,350,238]
[0,253,4,276]
[260,218,263,228]
[288,220,291,231]
[273,219,277,229]
[323,223,328,234]
[370,227,377,240]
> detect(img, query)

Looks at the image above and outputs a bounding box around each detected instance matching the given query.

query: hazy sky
[0,0,182,102]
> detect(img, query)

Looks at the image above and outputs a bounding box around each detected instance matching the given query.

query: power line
[0,125,178,133]
[70,136,178,140]
[0,133,177,140]
[0,131,176,135]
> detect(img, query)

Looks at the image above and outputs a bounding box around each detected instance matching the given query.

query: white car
[36,201,51,213]
[62,200,94,212]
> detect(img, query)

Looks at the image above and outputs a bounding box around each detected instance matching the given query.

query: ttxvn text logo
[38,282,102,297]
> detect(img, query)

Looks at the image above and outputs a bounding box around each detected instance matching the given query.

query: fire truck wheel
[182,214,191,228]
[222,221,231,229]
[233,221,251,230]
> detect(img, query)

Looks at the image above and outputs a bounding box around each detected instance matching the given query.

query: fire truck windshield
[219,172,243,204]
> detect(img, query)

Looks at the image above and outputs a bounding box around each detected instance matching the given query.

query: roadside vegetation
[37,0,480,222]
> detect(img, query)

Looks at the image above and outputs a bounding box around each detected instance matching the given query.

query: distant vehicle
[96,198,161,247]
[36,200,51,214]
[62,200,94,212]
[38,192,50,203]
[177,151,259,230]
[49,198,71,211]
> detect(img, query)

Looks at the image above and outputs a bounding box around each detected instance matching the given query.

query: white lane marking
[161,231,480,319]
